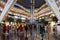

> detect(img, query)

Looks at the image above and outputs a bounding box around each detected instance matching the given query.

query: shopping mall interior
[0,0,60,40]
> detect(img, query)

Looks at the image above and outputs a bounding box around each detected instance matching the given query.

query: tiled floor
[0,31,59,40]
[27,33,55,40]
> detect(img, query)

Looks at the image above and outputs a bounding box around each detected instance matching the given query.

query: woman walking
[46,23,51,40]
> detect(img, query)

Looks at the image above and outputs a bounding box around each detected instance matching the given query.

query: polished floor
[0,31,59,40]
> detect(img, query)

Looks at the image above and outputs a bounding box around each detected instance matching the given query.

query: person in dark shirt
[2,24,6,33]
[25,25,28,32]
[40,24,45,34]
[40,24,45,40]
[1,24,6,40]
[24,25,28,40]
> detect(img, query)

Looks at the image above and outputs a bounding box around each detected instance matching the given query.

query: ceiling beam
[0,0,17,22]
[1,0,60,18]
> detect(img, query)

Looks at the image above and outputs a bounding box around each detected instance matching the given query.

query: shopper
[0,24,2,40]
[1,24,6,40]
[9,24,15,40]
[6,25,11,40]
[14,25,17,40]
[46,23,51,40]
[25,24,28,40]
[19,25,24,40]
[40,24,45,40]
[17,25,20,40]
[30,25,32,36]
[53,24,57,38]
[6,25,10,34]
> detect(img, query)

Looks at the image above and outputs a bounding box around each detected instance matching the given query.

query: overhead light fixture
[21,17,26,20]
[14,16,18,18]
[39,18,41,19]
[42,17,44,19]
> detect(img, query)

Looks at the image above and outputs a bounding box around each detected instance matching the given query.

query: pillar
[30,0,35,21]
[0,0,17,22]
[45,0,60,21]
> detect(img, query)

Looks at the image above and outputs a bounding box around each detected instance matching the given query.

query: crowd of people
[0,22,55,40]
[0,22,36,40]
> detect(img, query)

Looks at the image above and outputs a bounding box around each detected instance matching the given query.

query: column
[45,0,60,21]
[0,0,17,22]
[30,0,35,21]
